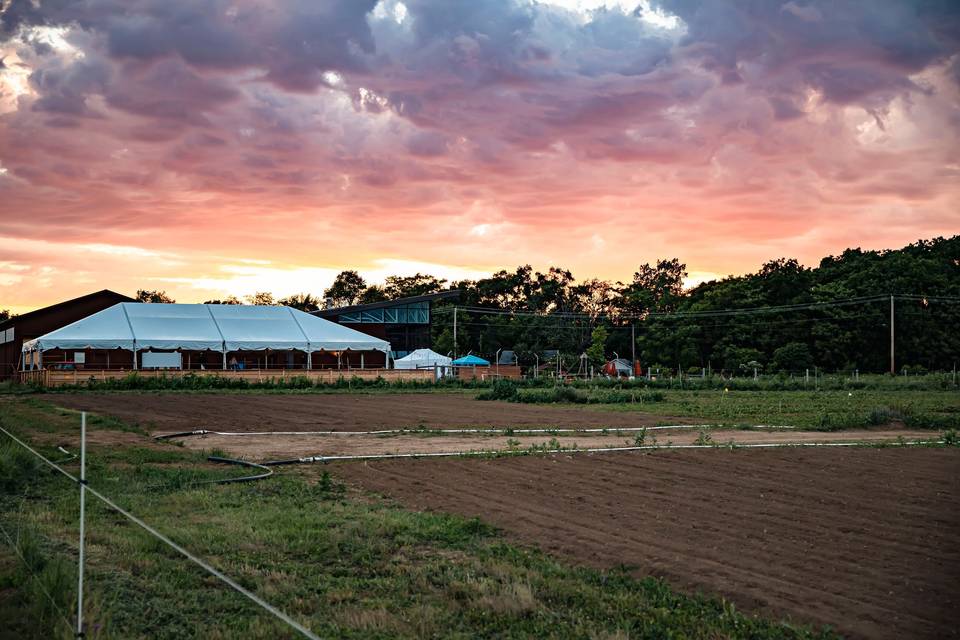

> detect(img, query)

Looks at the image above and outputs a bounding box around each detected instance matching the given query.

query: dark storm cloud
[3,0,380,91]
[654,0,958,102]
[29,56,110,116]
[2,0,959,200]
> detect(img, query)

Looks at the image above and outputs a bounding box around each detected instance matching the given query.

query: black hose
[259,457,318,467]
[154,430,210,441]
[203,457,274,484]
[143,457,274,490]
[151,431,274,485]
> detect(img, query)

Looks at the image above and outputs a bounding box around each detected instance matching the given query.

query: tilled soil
[51,393,694,433]
[335,448,960,640]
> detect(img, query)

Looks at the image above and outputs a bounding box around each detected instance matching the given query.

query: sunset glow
[1,0,958,313]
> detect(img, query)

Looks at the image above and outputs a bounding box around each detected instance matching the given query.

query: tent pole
[306,349,312,371]
[133,341,138,371]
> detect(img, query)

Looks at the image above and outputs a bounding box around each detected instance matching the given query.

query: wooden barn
[0,289,134,380]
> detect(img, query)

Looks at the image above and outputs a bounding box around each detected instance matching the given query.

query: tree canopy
[438,236,960,373]
[278,293,321,312]
[135,290,175,303]
[323,270,367,308]
[138,235,959,373]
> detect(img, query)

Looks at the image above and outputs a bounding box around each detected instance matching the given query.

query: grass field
[593,388,960,430]
[475,379,960,430]
[0,397,841,640]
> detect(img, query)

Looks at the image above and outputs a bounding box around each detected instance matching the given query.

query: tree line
[435,237,960,373]
[130,236,959,373]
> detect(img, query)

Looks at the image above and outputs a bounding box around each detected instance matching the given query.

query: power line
[444,310,913,331]
[434,293,960,322]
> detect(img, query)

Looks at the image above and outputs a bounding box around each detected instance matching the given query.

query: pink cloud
[0,0,958,311]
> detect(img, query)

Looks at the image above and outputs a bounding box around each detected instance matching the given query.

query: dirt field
[51,392,695,433]
[51,393,932,460]
[46,392,959,637]
[335,448,960,640]
[166,427,938,460]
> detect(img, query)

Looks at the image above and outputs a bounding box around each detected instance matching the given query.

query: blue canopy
[452,354,490,366]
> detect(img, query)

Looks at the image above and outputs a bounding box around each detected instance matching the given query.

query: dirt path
[51,393,695,432]
[169,427,938,460]
[335,447,960,640]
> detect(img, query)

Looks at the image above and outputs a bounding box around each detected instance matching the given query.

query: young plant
[633,428,647,447]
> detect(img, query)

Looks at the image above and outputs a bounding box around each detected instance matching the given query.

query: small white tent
[393,349,452,370]
[21,303,390,369]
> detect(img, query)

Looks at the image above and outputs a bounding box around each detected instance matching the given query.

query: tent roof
[452,354,490,366]
[23,303,390,353]
[393,349,452,369]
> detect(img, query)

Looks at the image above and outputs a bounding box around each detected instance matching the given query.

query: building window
[338,301,430,325]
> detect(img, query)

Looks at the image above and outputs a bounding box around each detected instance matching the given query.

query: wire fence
[0,417,320,640]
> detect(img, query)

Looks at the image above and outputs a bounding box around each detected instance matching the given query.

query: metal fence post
[77,411,87,638]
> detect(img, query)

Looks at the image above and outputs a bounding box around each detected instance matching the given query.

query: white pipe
[155,424,797,439]
[266,438,945,465]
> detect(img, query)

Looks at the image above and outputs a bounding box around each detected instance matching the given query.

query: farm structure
[0,289,134,380]
[313,290,460,359]
[19,302,407,386]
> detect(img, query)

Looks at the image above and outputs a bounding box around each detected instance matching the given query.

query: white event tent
[392,349,452,370]
[22,303,390,370]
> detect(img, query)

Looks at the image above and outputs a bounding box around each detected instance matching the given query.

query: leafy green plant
[694,430,714,446]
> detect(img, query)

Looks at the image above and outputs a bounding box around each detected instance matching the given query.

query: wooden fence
[19,367,435,388]
[454,365,522,381]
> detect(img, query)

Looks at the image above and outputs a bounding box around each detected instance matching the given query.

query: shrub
[515,386,586,404]
[770,342,814,372]
[476,379,519,401]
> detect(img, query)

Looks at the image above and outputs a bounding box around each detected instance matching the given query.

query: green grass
[0,398,839,639]
[9,374,480,394]
[473,378,959,430]
[591,389,960,430]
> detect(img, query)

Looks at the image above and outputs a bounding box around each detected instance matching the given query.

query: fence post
[77,411,87,638]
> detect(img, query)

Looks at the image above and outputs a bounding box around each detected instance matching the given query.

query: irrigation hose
[257,438,946,466]
[153,424,797,440]
[0,424,319,640]
[204,456,273,484]
[44,444,273,488]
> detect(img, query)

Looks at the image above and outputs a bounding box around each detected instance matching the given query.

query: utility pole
[889,295,895,375]
[453,307,458,360]
[631,324,636,366]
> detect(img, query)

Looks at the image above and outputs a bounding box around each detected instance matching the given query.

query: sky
[0,0,958,314]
